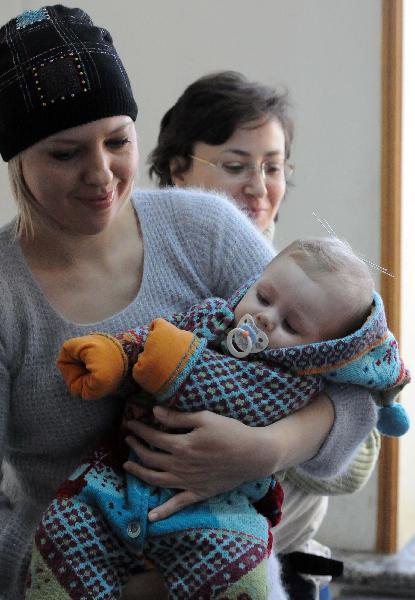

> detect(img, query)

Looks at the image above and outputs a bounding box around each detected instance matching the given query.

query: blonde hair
[8,153,136,240]
[8,154,37,239]
[277,236,375,335]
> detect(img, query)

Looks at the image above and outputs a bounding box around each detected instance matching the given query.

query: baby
[26,237,410,600]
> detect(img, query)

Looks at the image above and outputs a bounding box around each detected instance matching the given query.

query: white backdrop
[0,0,384,551]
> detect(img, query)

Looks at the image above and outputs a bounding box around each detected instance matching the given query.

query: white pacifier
[226,314,269,358]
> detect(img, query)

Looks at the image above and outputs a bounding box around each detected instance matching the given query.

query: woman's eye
[107,137,131,149]
[283,320,298,334]
[222,163,246,175]
[265,162,283,174]
[50,150,77,161]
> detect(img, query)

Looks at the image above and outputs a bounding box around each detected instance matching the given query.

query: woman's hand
[124,393,334,521]
[124,406,276,521]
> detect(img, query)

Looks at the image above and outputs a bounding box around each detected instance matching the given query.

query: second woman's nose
[243,169,267,198]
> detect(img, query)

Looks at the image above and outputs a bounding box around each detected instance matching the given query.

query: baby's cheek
[233,302,243,323]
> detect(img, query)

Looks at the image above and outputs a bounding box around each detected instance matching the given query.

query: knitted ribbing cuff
[295,383,378,481]
[285,428,381,495]
[133,318,206,401]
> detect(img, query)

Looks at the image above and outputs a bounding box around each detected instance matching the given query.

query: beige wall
[0,0,388,552]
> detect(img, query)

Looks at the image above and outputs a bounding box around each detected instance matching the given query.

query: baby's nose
[256,313,272,332]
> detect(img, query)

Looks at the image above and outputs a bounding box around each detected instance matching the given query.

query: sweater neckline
[12,196,150,329]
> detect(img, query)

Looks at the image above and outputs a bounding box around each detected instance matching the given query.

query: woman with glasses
[149,71,293,242]
[145,71,379,600]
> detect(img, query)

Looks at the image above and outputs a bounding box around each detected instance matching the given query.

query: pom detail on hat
[377,402,410,437]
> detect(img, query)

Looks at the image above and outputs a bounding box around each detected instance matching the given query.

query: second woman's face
[171,118,287,233]
[21,116,139,236]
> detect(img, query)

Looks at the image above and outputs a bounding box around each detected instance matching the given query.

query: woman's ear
[169,157,187,187]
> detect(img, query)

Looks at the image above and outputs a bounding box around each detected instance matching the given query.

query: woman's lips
[79,191,114,209]
[241,206,267,220]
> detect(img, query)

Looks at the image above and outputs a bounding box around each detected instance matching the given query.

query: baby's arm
[57,328,149,400]
[133,318,322,425]
[57,298,234,401]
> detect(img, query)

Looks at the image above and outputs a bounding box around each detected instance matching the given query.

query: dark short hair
[148,71,294,187]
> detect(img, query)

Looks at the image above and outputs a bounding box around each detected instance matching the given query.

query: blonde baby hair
[276,236,375,336]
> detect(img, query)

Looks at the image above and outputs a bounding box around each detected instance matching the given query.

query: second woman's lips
[242,207,267,221]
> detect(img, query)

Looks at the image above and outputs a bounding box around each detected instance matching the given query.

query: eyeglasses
[189,154,294,183]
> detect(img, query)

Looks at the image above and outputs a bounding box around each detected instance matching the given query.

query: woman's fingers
[123,458,184,489]
[148,491,203,522]
[125,418,188,455]
[151,406,205,429]
[124,408,276,519]
[125,407,211,454]
[124,435,172,471]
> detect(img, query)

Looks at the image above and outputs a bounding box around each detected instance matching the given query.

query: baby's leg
[26,444,145,600]
[144,490,272,599]
[26,494,141,600]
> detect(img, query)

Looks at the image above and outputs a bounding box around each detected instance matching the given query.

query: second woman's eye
[264,162,283,174]
[221,162,246,175]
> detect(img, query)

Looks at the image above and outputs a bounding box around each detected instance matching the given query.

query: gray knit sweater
[0,187,376,598]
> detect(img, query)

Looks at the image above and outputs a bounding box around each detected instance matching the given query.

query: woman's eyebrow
[47,121,132,145]
[264,150,284,157]
[219,148,251,157]
[107,121,133,134]
[44,139,81,146]
[219,148,284,158]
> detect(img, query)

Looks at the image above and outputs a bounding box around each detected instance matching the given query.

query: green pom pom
[377,402,410,437]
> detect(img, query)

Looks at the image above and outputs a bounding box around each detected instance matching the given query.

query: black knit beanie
[0,5,138,161]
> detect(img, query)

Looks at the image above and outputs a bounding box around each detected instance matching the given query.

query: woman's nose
[243,169,267,197]
[82,149,112,186]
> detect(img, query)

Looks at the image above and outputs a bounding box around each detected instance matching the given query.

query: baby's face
[234,254,349,349]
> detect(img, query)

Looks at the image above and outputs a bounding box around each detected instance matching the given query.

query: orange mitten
[57,333,128,400]
[133,318,196,396]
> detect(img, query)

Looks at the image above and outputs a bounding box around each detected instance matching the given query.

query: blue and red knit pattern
[27,440,278,599]
[26,286,410,599]
[169,347,321,424]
